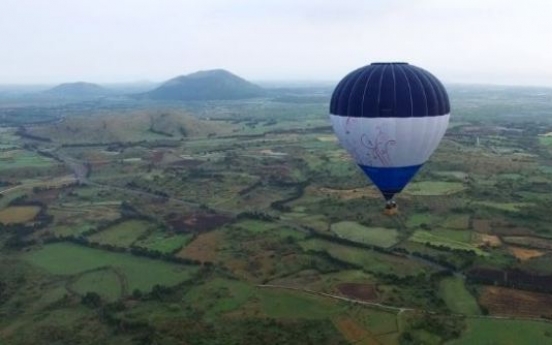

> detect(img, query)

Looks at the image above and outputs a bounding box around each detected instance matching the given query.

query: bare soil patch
[473,233,502,248]
[479,286,552,318]
[508,246,545,261]
[336,283,379,302]
[333,317,373,344]
[472,219,492,233]
[177,231,220,263]
[502,236,552,250]
[166,212,232,233]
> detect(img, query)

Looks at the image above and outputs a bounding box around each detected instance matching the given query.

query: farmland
[22,243,198,292]
[1,84,552,343]
[330,221,399,248]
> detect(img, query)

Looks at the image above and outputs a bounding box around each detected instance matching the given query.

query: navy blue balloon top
[330,62,450,118]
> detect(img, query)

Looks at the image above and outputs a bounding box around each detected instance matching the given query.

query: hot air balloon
[329,62,450,213]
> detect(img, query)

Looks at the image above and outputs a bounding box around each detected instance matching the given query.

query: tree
[81,292,102,308]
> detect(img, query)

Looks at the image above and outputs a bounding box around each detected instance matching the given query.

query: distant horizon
[1,74,552,90]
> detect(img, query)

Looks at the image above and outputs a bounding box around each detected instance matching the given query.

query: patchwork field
[3,86,552,343]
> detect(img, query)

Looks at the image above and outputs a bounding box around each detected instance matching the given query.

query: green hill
[145,69,265,101]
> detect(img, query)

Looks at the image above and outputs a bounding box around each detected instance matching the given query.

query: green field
[538,135,552,146]
[258,288,346,319]
[134,232,193,253]
[70,269,123,301]
[299,238,433,276]
[406,213,440,228]
[443,215,470,230]
[473,201,532,212]
[434,171,468,180]
[0,150,56,170]
[88,219,154,247]
[353,307,398,335]
[449,318,552,345]
[438,277,480,315]
[404,181,466,196]
[409,230,486,255]
[183,278,255,319]
[330,221,398,248]
[22,243,197,292]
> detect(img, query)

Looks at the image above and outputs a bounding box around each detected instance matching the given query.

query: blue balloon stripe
[358,164,423,200]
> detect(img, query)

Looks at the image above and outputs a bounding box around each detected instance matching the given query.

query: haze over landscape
[1,0,552,86]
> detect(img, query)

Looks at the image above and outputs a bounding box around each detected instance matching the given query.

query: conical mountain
[145,69,265,100]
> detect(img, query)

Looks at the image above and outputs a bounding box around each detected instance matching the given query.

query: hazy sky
[1,0,552,86]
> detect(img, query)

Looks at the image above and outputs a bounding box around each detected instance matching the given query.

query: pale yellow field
[0,206,41,224]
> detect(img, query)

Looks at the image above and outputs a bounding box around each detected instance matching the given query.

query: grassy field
[443,215,470,229]
[353,307,398,337]
[87,219,154,247]
[183,278,255,319]
[134,232,193,253]
[330,221,398,248]
[0,150,56,171]
[0,206,40,224]
[438,277,480,315]
[70,269,123,301]
[406,213,440,228]
[299,238,432,276]
[22,243,197,292]
[258,288,347,319]
[473,201,533,212]
[409,230,486,255]
[449,318,552,345]
[404,181,466,196]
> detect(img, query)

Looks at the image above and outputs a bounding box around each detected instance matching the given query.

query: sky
[1,0,552,86]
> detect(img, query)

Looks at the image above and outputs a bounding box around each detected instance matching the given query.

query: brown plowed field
[177,231,220,262]
[167,213,232,233]
[473,233,502,247]
[502,236,552,250]
[336,283,378,302]
[508,246,545,261]
[479,286,552,318]
[333,317,375,344]
[472,219,491,233]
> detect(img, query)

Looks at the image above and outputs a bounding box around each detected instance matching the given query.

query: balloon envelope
[329,62,450,200]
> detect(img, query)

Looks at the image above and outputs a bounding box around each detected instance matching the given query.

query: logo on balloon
[361,127,396,167]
